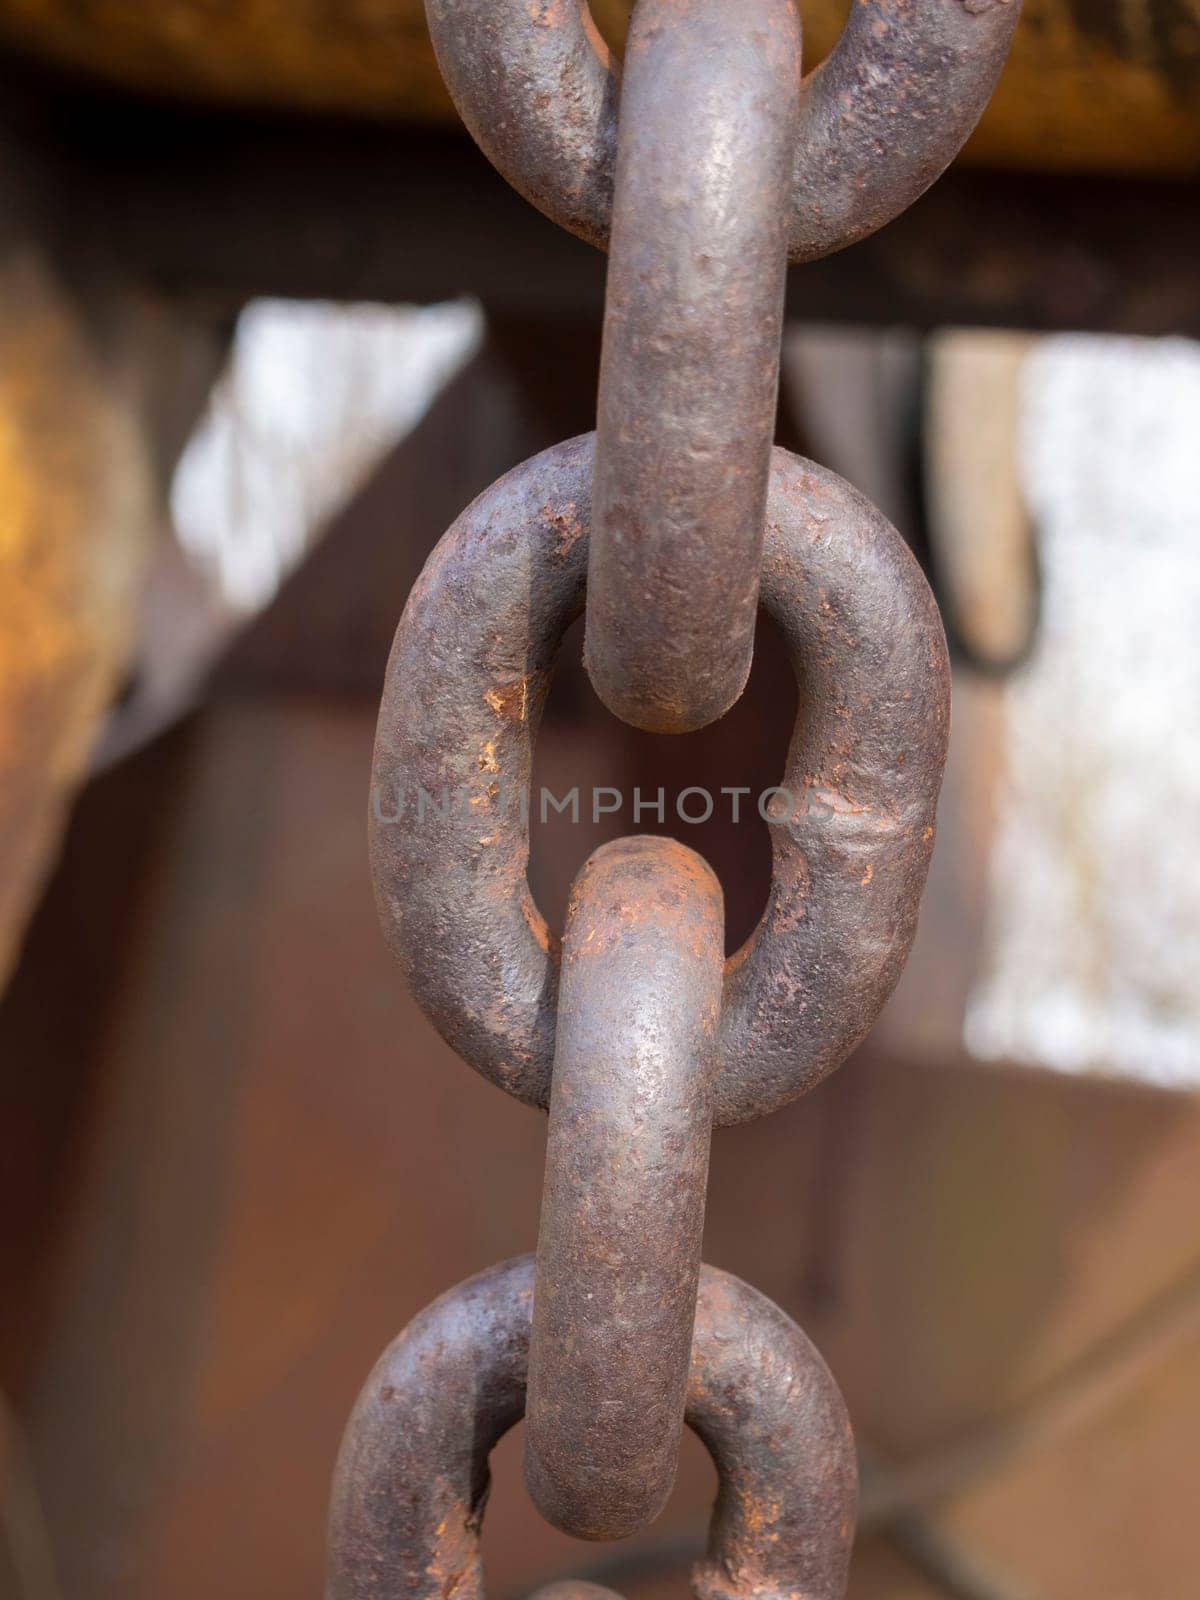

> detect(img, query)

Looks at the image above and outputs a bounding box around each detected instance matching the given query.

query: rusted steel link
[370,435,949,1125]
[424,0,1021,263]
[326,1256,857,1600]
[586,0,799,733]
[525,838,724,1539]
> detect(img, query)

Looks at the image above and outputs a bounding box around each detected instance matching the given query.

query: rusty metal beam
[2,64,1198,335]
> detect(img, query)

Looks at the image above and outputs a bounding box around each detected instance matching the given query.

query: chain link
[587,0,799,732]
[332,0,1018,1592]
[424,0,1019,260]
[369,439,948,1125]
[525,837,724,1538]
[328,1258,857,1600]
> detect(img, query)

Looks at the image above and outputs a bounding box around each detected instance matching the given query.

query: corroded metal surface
[525,838,724,1539]
[970,0,1200,174]
[354,0,948,1575]
[586,0,798,733]
[0,248,154,991]
[369,433,949,1126]
[327,1256,857,1600]
[424,0,1020,260]
[2,3,1199,176]
[0,0,450,119]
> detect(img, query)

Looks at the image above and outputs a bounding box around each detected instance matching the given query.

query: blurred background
[0,4,1198,1598]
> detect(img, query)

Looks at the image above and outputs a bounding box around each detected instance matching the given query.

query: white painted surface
[171,298,483,612]
[967,336,1200,1086]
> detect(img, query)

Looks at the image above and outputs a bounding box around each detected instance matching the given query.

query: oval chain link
[525,837,724,1538]
[586,0,798,732]
[369,436,949,1127]
[424,0,1020,262]
[328,1257,857,1600]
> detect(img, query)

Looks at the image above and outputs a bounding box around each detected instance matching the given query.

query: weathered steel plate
[0,1,1197,174]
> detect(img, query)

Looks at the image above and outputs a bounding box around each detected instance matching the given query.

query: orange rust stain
[0,0,455,120]
[422,1490,478,1597]
[484,677,534,722]
[0,1,1196,173]
[522,898,554,955]
[0,251,152,988]
[738,1490,783,1538]
[966,0,1200,175]
[543,500,585,560]
[529,0,568,29]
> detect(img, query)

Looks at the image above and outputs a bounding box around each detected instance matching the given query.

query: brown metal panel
[1,1,1198,174]
[0,236,152,992]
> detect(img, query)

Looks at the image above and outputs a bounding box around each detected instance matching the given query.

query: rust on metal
[586,0,799,734]
[0,248,155,992]
[424,0,1021,261]
[525,837,724,1539]
[8,3,1200,177]
[370,434,950,1126]
[350,0,971,1573]
[0,0,453,119]
[327,1256,857,1600]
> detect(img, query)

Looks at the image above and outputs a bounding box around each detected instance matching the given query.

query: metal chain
[328,1258,856,1600]
[525,837,725,1538]
[330,1,1018,1594]
[587,0,799,732]
[369,439,948,1124]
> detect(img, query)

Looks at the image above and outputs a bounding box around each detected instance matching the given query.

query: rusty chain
[423,0,1020,261]
[589,0,799,731]
[330,1,1017,1594]
[328,1258,857,1600]
[370,439,949,1126]
[526,837,725,1538]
